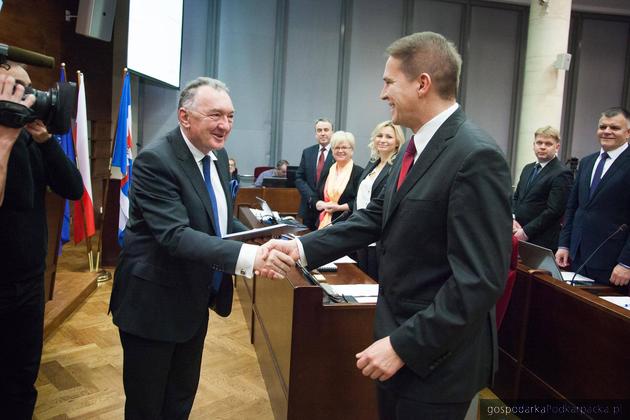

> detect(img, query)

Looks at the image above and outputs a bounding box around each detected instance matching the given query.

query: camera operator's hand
[25,120,52,143]
[0,74,35,140]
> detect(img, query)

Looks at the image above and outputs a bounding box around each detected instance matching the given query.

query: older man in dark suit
[556,107,630,286]
[264,32,512,419]
[513,126,573,252]
[109,77,293,419]
[295,118,334,230]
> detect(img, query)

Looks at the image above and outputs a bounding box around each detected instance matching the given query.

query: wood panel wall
[0,0,114,218]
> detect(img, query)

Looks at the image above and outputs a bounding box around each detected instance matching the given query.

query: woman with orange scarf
[316,131,363,229]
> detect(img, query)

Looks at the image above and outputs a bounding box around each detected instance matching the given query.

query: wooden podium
[234,187,301,218]
[236,207,378,420]
[494,265,630,402]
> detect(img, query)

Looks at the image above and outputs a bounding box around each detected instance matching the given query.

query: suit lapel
[372,161,391,194]
[579,154,597,203]
[589,147,630,203]
[169,129,221,235]
[384,110,464,226]
[518,163,535,198]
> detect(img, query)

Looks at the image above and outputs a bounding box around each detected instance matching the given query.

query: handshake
[252,238,303,279]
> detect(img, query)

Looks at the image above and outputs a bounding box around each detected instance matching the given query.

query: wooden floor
[34,243,274,419]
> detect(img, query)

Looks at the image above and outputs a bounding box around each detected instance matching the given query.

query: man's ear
[417,73,431,96]
[178,108,190,128]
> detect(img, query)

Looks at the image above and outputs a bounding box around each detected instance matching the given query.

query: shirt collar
[600,142,628,160]
[412,102,459,154]
[180,127,217,162]
[537,156,556,168]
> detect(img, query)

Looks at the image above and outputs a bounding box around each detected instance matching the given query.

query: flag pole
[95,67,128,277]
[76,70,95,271]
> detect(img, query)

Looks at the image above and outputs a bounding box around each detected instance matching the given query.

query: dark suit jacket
[316,163,363,225]
[295,144,334,219]
[300,108,512,403]
[351,158,396,212]
[559,146,630,272]
[110,127,245,343]
[513,157,573,251]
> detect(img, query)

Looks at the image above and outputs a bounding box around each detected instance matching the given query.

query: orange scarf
[318,161,353,229]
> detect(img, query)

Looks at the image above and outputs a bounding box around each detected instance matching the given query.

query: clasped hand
[254,239,301,279]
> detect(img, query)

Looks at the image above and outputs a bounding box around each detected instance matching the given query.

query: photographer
[0,62,83,419]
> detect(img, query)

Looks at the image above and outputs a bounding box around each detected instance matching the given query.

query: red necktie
[316,147,326,183]
[396,138,417,190]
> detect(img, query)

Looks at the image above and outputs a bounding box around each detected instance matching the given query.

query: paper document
[332,255,357,264]
[355,296,378,304]
[561,272,594,283]
[329,284,378,297]
[222,223,305,241]
[600,296,630,310]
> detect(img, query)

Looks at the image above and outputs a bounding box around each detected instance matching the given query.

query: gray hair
[330,131,356,150]
[178,77,229,109]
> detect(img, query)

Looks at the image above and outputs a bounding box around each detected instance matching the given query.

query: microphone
[0,43,55,68]
[570,224,628,285]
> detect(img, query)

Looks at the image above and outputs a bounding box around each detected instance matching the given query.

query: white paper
[329,284,378,297]
[600,296,630,310]
[355,296,378,304]
[332,255,357,264]
[561,272,594,283]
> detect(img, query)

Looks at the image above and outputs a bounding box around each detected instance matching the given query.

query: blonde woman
[315,131,363,229]
[354,121,405,280]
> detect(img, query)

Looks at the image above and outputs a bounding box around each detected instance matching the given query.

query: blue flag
[111,72,133,246]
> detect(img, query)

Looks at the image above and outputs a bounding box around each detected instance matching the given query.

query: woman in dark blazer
[353,121,405,280]
[316,131,363,229]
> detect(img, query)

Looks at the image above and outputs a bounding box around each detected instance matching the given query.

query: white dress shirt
[590,142,628,185]
[180,128,257,277]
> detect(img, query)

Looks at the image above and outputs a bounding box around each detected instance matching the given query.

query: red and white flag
[73,72,96,243]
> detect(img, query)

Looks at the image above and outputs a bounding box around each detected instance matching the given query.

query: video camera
[0,43,76,134]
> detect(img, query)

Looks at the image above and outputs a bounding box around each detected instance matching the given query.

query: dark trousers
[357,246,380,281]
[377,387,470,420]
[119,314,209,420]
[572,248,614,285]
[0,275,45,420]
[302,208,319,231]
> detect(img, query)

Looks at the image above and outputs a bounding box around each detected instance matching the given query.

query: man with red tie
[295,118,334,230]
[263,32,512,419]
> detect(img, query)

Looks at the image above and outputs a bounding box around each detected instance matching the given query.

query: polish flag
[73,72,96,243]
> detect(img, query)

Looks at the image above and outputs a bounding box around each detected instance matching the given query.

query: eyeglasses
[333,146,352,151]
[187,108,234,122]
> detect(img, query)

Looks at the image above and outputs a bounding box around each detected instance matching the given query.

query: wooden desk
[236,207,378,420]
[234,187,301,218]
[493,265,630,403]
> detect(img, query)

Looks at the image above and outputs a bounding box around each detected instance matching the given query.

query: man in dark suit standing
[263,32,512,419]
[109,77,293,419]
[295,118,334,230]
[513,126,573,252]
[556,107,630,286]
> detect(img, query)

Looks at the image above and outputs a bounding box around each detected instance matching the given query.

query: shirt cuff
[295,238,308,267]
[235,243,258,278]
[618,262,630,270]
